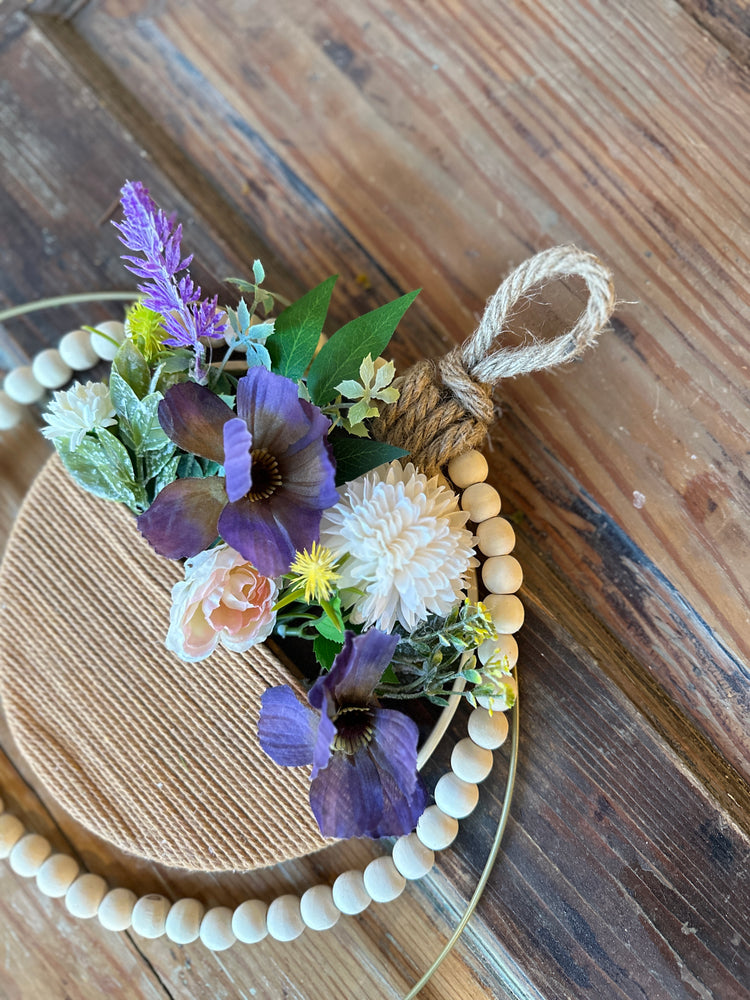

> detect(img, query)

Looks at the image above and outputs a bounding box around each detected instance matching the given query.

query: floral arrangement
[40,181,515,842]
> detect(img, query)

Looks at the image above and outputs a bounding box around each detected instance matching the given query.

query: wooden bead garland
[0,442,519,949]
[0,319,126,429]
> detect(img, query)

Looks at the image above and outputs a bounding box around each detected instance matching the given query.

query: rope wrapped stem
[372,245,615,475]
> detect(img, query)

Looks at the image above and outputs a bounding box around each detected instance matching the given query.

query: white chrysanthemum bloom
[320,460,475,632]
[41,381,117,450]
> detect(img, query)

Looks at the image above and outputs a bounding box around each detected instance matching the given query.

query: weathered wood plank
[55,0,750,778]
[678,0,750,64]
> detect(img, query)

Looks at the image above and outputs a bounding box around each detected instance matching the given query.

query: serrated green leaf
[314,634,343,672]
[110,373,169,456]
[143,441,177,483]
[112,340,150,399]
[56,430,142,511]
[266,275,336,380]
[307,289,419,405]
[330,434,409,487]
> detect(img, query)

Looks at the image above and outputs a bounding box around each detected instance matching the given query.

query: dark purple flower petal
[223,418,253,502]
[310,630,399,712]
[309,749,384,839]
[262,494,325,553]
[218,499,295,577]
[369,708,426,834]
[236,368,311,453]
[137,477,226,558]
[311,710,335,779]
[159,382,234,463]
[280,433,338,509]
[258,686,319,766]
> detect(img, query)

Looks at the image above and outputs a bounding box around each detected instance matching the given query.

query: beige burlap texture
[0,456,328,871]
[0,244,614,874]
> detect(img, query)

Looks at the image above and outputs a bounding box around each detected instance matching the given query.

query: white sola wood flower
[41,381,117,450]
[320,460,474,632]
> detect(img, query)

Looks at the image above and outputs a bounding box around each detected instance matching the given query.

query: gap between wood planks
[676,0,750,67]
[22,5,750,839]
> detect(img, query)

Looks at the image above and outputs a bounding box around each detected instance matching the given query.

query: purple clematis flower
[258,629,427,839]
[137,366,338,577]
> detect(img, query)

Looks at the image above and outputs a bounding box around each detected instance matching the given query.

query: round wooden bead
[447,449,488,489]
[461,482,501,523]
[392,833,435,881]
[475,516,515,556]
[65,873,108,919]
[200,906,236,951]
[0,390,24,431]
[435,772,480,819]
[266,895,305,942]
[131,893,171,939]
[166,898,205,944]
[98,888,137,932]
[90,320,126,362]
[363,856,406,903]
[468,706,509,750]
[478,633,518,669]
[36,854,79,898]
[0,814,25,858]
[451,738,494,783]
[3,366,45,405]
[484,593,524,633]
[483,555,523,595]
[416,805,459,852]
[477,673,518,713]
[300,884,341,930]
[332,870,371,915]
[59,329,100,370]
[32,348,72,390]
[9,833,52,877]
[232,899,268,944]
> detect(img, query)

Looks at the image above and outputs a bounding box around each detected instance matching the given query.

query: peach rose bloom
[166,544,278,662]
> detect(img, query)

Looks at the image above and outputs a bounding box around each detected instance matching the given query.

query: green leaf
[267,275,336,380]
[143,441,178,483]
[112,341,150,399]
[151,452,180,498]
[380,664,399,686]
[317,596,345,639]
[314,634,343,672]
[253,259,265,285]
[307,289,419,405]
[330,434,409,487]
[56,430,143,511]
[462,668,483,685]
[110,373,169,456]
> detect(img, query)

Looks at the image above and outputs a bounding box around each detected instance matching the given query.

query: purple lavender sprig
[114,182,227,373]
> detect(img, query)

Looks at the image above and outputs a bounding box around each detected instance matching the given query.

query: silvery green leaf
[112,341,150,399]
[244,341,272,370]
[237,298,251,332]
[240,320,274,345]
[160,351,193,373]
[226,306,241,336]
[150,450,180,496]
[143,440,177,482]
[133,392,170,452]
[56,430,142,511]
[253,259,265,285]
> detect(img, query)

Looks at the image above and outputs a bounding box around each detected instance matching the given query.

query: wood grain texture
[678,0,750,64]
[1,0,749,997]
[56,0,750,779]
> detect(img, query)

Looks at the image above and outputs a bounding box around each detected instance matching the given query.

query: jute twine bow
[371,244,615,475]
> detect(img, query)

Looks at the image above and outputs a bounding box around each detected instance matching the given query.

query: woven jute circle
[0,455,328,872]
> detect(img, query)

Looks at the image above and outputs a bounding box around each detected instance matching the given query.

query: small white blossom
[320,460,474,632]
[41,381,117,450]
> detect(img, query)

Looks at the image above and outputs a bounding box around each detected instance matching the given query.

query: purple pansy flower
[258,630,427,839]
[114,182,227,374]
[137,366,338,577]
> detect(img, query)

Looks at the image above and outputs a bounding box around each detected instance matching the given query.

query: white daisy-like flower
[41,381,117,450]
[320,460,475,632]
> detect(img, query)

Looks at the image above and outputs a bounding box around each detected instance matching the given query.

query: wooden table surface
[1,1,748,997]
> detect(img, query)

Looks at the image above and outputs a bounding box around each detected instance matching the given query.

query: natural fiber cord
[372,245,615,474]
[0,456,329,871]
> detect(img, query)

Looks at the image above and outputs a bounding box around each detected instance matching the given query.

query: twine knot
[372,244,615,475]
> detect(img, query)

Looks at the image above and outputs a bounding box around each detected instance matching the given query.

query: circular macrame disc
[0,456,328,871]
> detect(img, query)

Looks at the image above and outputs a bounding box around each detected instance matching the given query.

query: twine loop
[372,245,615,475]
